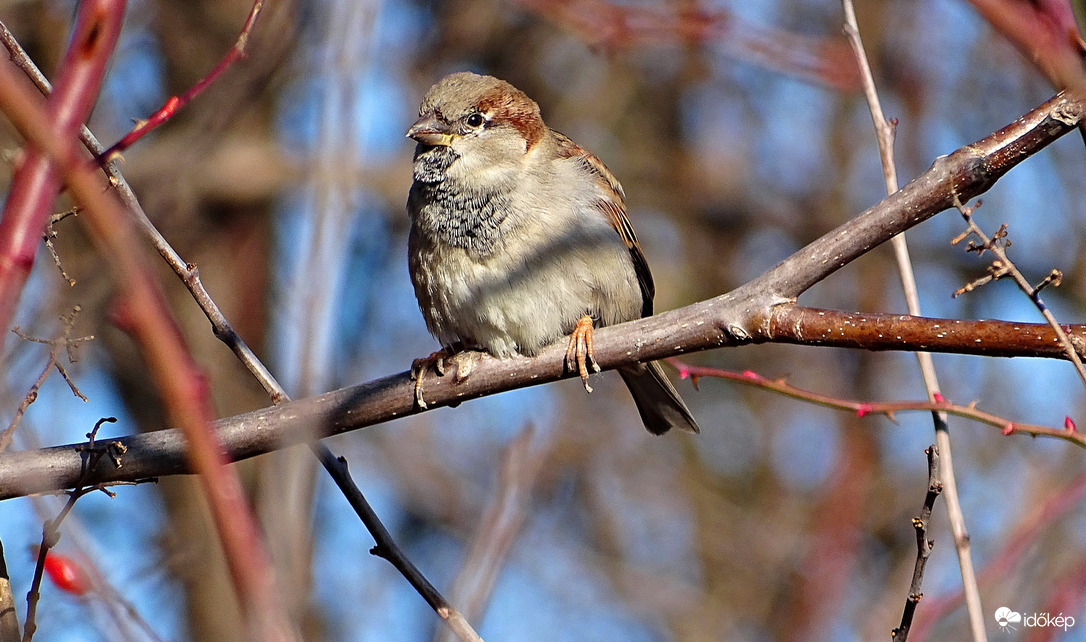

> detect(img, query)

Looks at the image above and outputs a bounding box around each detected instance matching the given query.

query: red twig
[0,0,124,355]
[97,0,265,161]
[4,14,479,639]
[669,361,1086,448]
[0,43,294,642]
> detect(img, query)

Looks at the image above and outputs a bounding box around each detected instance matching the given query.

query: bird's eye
[465,113,484,128]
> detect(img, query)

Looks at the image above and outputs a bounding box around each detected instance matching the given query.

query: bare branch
[0,31,295,642]
[952,198,1086,387]
[672,363,1085,447]
[2,308,92,453]
[743,92,1081,308]
[4,307,1086,500]
[97,0,267,161]
[0,2,123,357]
[317,451,481,642]
[766,306,1086,360]
[892,446,942,640]
[3,16,480,638]
[23,418,134,642]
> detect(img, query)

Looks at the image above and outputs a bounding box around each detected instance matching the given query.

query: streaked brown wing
[552,130,655,317]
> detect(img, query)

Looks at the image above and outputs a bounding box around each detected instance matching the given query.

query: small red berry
[41,551,90,596]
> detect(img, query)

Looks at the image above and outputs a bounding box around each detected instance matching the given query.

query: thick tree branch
[766,306,1086,358]
[0,309,1084,500]
[739,91,1081,311]
[0,93,1081,500]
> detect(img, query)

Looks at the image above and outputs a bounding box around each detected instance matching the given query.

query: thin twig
[0,2,123,359]
[23,418,127,642]
[0,18,285,404]
[2,308,93,453]
[952,196,1086,388]
[314,450,482,642]
[97,0,266,162]
[1,19,482,640]
[43,208,78,287]
[671,363,1086,447]
[892,446,942,640]
[910,467,1086,638]
[841,3,986,639]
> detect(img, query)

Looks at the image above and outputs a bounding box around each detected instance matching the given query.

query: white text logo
[995,607,1075,633]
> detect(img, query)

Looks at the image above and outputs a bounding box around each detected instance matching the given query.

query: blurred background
[1,0,1086,640]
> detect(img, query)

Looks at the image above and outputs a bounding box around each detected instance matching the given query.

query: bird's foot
[411,348,480,409]
[564,315,601,393]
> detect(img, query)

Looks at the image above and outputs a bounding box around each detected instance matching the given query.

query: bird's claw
[411,348,480,409]
[411,349,451,409]
[564,315,600,393]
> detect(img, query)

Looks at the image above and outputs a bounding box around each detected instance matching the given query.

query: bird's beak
[407,114,455,146]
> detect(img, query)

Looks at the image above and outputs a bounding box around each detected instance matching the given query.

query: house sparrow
[406,72,699,435]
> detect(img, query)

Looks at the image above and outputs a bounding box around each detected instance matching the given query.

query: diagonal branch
[741,91,1082,309]
[0,28,295,641]
[1,19,483,640]
[0,2,123,357]
[840,3,984,635]
[0,92,1081,504]
[952,198,1086,386]
[97,0,267,161]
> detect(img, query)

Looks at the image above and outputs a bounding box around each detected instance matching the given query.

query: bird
[406,71,699,435]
